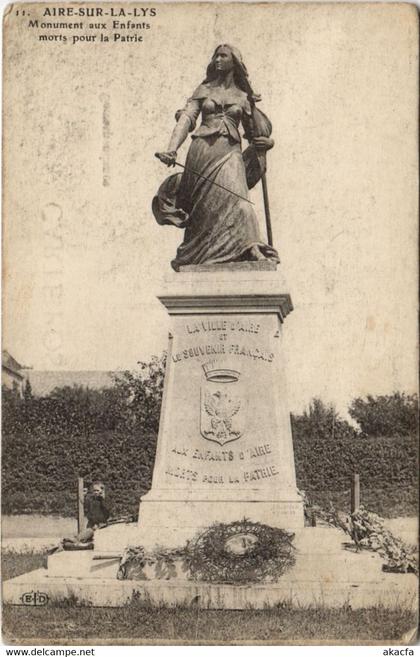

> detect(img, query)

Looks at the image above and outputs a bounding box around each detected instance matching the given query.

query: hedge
[2,382,418,519]
[2,428,157,517]
[3,428,417,518]
[293,432,418,491]
[292,428,417,517]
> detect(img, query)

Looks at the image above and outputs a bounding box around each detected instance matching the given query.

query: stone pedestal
[95,265,304,553]
[135,265,303,548]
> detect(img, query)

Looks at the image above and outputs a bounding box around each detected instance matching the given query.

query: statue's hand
[252,137,274,151]
[155,151,177,167]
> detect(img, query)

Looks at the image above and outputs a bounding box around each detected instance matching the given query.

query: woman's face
[214,47,234,74]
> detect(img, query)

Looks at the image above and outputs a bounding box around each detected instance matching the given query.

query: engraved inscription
[244,465,279,482]
[171,343,274,363]
[186,319,261,335]
[172,343,226,362]
[193,448,234,462]
[165,465,197,481]
[202,474,224,484]
[240,444,272,459]
[228,344,273,362]
[172,446,189,457]
[171,447,273,463]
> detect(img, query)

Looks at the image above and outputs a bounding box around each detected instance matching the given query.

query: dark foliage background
[2,357,418,518]
[291,398,418,517]
[2,356,164,517]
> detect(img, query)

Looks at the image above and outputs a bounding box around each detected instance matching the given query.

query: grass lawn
[2,550,48,580]
[2,551,417,644]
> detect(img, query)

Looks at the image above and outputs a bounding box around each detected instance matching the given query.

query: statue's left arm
[241,105,275,190]
[242,106,274,152]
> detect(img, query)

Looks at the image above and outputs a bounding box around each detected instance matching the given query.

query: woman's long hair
[203,44,272,139]
[203,44,260,104]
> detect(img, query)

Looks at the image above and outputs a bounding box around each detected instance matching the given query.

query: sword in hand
[155,152,254,205]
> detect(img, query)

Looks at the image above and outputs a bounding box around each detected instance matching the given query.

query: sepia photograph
[1,1,418,646]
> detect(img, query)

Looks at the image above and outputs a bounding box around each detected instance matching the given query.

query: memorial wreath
[118,519,296,584]
[186,519,296,584]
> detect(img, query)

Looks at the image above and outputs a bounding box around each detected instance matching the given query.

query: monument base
[4,528,417,611]
[140,490,302,547]
[95,493,303,552]
[131,266,304,551]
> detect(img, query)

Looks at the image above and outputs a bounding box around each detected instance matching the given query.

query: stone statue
[153,44,280,271]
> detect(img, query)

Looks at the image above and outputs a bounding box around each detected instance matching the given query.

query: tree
[112,353,166,434]
[291,397,356,442]
[348,392,418,437]
[23,378,33,402]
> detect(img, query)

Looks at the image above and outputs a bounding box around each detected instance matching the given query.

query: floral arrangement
[313,502,418,575]
[185,520,295,584]
[117,519,296,584]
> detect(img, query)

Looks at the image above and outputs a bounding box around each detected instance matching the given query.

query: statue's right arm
[167,114,192,153]
[156,97,201,167]
[155,115,190,166]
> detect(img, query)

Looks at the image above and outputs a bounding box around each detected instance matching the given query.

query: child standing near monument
[84,480,110,529]
[60,481,111,550]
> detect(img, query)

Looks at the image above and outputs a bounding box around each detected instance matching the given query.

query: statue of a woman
[153,44,279,272]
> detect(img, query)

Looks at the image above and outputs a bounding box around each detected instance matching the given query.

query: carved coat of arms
[200,360,244,446]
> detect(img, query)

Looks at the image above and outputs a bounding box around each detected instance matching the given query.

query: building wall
[2,368,24,395]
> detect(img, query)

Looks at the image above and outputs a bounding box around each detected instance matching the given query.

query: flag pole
[261,171,273,247]
[249,103,275,247]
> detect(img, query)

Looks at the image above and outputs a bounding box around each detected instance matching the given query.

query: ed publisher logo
[20,590,49,606]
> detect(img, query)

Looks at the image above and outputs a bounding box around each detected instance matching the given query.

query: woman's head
[205,44,260,102]
[214,45,234,74]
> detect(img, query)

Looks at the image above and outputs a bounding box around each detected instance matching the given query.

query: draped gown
[152,82,279,271]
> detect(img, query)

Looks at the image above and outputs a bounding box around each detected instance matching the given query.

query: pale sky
[3,2,418,415]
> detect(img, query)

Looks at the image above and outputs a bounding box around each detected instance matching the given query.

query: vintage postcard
[2,1,418,646]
